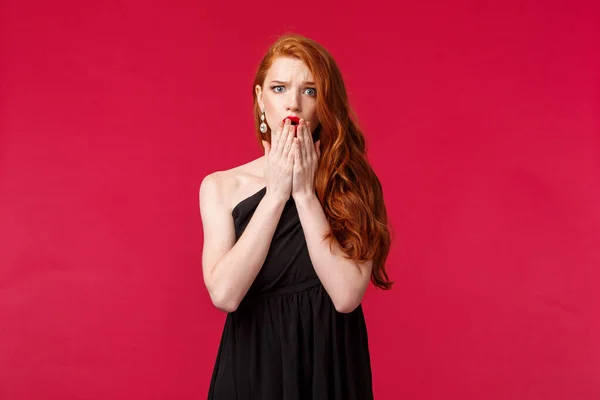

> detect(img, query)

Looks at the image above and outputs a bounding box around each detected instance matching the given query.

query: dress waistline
[248,278,322,298]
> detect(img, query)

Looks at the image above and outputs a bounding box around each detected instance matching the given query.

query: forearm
[208,193,287,312]
[294,194,370,313]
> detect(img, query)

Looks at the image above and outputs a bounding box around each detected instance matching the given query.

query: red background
[1,1,599,399]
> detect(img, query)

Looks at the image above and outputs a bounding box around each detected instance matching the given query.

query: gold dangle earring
[260,109,268,134]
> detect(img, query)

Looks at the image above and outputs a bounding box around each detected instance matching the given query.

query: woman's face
[255,56,319,138]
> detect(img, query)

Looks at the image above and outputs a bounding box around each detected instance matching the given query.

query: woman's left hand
[292,119,321,202]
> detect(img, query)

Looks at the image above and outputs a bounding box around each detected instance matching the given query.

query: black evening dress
[208,187,374,400]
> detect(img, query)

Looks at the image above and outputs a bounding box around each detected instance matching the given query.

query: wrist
[264,190,290,208]
[292,191,317,208]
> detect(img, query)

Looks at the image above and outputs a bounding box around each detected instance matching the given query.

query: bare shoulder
[198,169,237,215]
[199,170,227,213]
[199,158,266,215]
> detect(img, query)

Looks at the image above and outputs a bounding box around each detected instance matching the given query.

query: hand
[291,119,321,202]
[262,118,295,203]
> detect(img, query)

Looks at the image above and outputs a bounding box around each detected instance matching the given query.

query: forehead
[266,57,314,82]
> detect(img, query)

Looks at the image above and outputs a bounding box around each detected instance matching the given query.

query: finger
[282,119,293,150]
[276,119,289,154]
[295,120,303,147]
[294,138,302,164]
[279,119,293,153]
[282,119,295,155]
[302,121,313,160]
[289,137,297,164]
[299,121,312,165]
[270,120,281,154]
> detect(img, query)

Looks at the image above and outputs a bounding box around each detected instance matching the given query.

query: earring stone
[260,110,267,134]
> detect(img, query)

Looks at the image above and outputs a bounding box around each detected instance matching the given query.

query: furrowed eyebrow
[270,80,316,85]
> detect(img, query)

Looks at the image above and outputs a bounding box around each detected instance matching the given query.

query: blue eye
[270,86,317,96]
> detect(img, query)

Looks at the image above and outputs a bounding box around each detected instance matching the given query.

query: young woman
[199,33,393,400]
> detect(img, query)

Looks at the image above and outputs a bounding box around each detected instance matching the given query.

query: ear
[255,85,264,110]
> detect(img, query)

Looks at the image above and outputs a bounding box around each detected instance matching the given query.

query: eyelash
[270,85,317,96]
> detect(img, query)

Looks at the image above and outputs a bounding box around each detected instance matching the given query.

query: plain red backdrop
[1,0,599,399]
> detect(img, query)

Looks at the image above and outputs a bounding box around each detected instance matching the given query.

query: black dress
[208,187,374,400]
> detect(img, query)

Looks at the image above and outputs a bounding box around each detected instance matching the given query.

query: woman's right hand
[261,118,296,204]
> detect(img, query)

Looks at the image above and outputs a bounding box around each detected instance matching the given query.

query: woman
[199,33,393,400]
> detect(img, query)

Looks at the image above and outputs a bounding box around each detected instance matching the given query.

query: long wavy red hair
[252,33,394,290]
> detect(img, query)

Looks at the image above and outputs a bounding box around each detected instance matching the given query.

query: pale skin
[199,56,373,313]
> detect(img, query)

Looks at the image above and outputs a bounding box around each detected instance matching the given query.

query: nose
[286,91,300,112]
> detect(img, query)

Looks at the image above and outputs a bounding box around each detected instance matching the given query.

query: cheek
[263,93,273,107]
[264,97,277,119]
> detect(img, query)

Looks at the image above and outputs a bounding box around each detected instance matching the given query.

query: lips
[283,116,300,125]
[282,116,300,136]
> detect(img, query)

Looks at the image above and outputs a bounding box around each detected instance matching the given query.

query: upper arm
[198,173,236,289]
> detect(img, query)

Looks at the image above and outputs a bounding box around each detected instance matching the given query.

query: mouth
[283,116,300,126]
[282,116,301,136]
